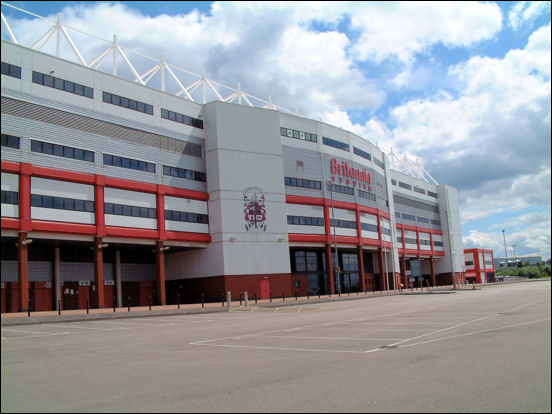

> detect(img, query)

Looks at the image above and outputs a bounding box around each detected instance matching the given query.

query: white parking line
[262,335,406,341]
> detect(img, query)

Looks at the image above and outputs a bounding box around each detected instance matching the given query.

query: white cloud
[508,1,551,30]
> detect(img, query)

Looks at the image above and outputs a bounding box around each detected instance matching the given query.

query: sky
[2,1,551,261]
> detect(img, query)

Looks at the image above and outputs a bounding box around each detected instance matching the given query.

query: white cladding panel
[1,172,19,217]
[435,184,464,274]
[419,232,431,251]
[464,252,475,270]
[484,252,493,267]
[164,196,209,233]
[286,204,325,235]
[104,187,157,229]
[360,212,378,239]
[30,177,95,224]
[331,208,357,237]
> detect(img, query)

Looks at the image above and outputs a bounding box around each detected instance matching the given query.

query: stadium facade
[1,39,465,312]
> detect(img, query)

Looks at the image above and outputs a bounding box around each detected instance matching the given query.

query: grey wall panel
[61,262,94,281]
[120,263,156,282]
[1,260,18,282]
[29,261,53,282]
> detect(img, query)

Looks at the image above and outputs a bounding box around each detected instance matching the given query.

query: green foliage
[496,263,551,279]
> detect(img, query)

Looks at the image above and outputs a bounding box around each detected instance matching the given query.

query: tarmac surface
[2,279,550,413]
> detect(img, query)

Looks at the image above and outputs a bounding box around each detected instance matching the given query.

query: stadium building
[1,9,465,312]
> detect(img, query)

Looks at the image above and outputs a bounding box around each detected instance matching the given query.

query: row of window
[32,71,94,99]
[30,194,95,212]
[280,127,318,143]
[284,177,322,190]
[104,202,156,219]
[163,165,206,183]
[330,218,357,229]
[161,108,203,129]
[394,194,439,213]
[102,91,153,115]
[395,211,440,226]
[392,179,438,199]
[353,146,372,161]
[323,137,349,152]
[361,223,378,232]
[32,140,95,162]
[357,189,376,201]
[328,183,355,196]
[3,61,202,128]
[103,153,156,173]
[287,215,324,227]
[1,134,20,149]
[404,237,417,245]
[1,62,21,79]
[165,209,209,224]
[1,190,19,205]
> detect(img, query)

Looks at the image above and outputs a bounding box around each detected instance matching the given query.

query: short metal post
[282,290,285,302]
[254,292,258,304]
[226,291,231,309]
[28,299,31,317]
[149,296,152,311]
[58,299,61,315]
[201,293,204,308]
[113,296,116,312]
[86,298,89,314]
[295,290,298,300]
[239,292,242,306]
[127,296,130,312]
[177,293,181,309]
[270,290,272,302]
[244,292,248,307]
[222,292,225,307]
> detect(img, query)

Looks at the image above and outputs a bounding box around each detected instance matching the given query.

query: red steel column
[95,175,105,236]
[17,232,30,312]
[93,237,104,308]
[156,240,167,305]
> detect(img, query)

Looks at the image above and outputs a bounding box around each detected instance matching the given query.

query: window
[405,237,417,245]
[465,260,474,266]
[330,219,356,229]
[31,140,94,163]
[393,194,440,213]
[1,134,20,149]
[32,71,93,98]
[401,213,416,221]
[427,191,438,198]
[1,190,19,205]
[431,219,441,226]
[398,181,412,190]
[373,157,384,169]
[434,241,444,247]
[161,108,203,129]
[353,147,372,161]
[105,202,157,219]
[417,216,429,224]
[391,179,397,186]
[104,153,155,173]
[103,91,153,115]
[1,62,21,79]
[284,177,322,190]
[280,127,317,143]
[165,209,208,224]
[414,186,426,195]
[162,165,206,182]
[323,137,349,151]
[327,183,354,196]
[287,215,324,226]
[361,223,378,232]
[357,189,376,201]
[30,194,94,212]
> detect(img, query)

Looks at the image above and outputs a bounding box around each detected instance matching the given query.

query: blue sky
[2,1,550,260]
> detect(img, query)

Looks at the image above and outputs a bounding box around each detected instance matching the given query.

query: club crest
[243,186,267,232]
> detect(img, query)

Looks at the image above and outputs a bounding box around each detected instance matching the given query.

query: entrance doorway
[63,282,79,310]
[260,279,270,299]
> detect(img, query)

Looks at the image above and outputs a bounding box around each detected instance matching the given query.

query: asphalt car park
[2,281,550,413]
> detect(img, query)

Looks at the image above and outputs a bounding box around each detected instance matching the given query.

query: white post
[227,291,231,309]
[244,291,248,307]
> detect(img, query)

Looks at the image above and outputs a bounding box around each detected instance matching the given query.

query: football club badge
[243,186,267,232]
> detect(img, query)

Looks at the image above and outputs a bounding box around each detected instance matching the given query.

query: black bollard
[201,293,204,308]
[113,296,116,312]
[270,290,272,302]
[239,292,242,306]
[295,290,298,300]
[128,296,130,312]
[222,292,225,307]
[58,299,61,315]
[86,298,89,314]
[282,290,285,302]
[28,298,31,317]
[254,292,257,304]
[177,293,180,309]
[149,296,152,311]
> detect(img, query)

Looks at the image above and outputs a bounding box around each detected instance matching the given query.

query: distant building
[494,256,542,268]
[464,248,495,283]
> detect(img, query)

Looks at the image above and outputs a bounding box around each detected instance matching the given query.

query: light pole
[502,229,508,266]
[326,181,340,295]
